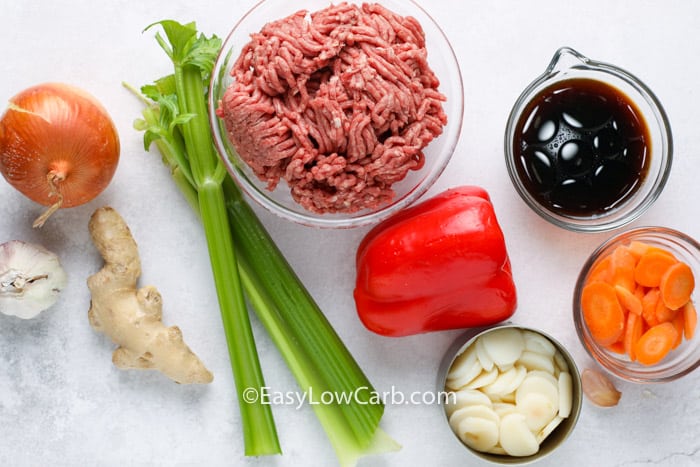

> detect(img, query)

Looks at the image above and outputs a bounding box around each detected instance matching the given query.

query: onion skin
[0,83,120,225]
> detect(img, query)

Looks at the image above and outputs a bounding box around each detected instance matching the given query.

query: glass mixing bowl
[209,0,463,228]
[573,227,700,382]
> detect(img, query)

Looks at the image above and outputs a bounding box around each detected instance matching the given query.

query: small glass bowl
[504,47,673,233]
[573,227,700,383]
[438,324,582,464]
[209,0,463,229]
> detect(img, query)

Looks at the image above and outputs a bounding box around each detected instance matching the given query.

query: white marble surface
[1,1,699,466]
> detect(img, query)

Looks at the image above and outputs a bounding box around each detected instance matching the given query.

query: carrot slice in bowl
[683,301,697,340]
[634,250,678,287]
[615,285,643,316]
[610,245,637,291]
[634,322,679,365]
[581,281,625,347]
[641,288,661,328]
[623,311,643,361]
[660,262,695,310]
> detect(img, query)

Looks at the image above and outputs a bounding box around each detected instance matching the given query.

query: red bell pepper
[353,186,517,337]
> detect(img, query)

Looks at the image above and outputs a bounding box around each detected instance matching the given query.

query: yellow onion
[0,83,120,227]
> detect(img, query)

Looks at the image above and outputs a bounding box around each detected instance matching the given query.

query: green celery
[222,178,385,438]
[140,20,280,456]
[130,19,399,466]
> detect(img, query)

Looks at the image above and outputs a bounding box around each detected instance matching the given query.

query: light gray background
[0,1,698,466]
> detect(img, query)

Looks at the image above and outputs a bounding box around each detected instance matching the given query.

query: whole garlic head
[0,240,68,319]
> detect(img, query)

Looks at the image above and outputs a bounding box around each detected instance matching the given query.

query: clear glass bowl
[209,0,463,228]
[438,324,582,464]
[573,227,700,383]
[504,47,673,233]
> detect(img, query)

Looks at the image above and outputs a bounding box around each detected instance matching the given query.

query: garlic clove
[0,240,68,319]
[581,368,621,407]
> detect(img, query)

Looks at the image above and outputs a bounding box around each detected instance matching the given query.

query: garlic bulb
[0,240,68,319]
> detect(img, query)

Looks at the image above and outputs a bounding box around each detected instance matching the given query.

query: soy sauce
[513,78,650,216]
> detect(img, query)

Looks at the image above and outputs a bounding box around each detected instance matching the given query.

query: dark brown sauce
[513,78,650,216]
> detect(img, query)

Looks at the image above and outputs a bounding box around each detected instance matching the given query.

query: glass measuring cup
[504,47,673,233]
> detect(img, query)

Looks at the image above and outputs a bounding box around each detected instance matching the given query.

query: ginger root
[87,206,213,384]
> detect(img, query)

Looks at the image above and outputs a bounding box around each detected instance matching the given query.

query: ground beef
[216,2,447,214]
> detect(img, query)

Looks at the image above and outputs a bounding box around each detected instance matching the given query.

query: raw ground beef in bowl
[210,0,463,228]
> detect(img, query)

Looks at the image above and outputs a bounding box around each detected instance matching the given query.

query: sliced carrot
[634,322,679,365]
[583,241,696,364]
[610,245,637,291]
[641,288,661,328]
[615,244,639,265]
[671,312,685,349]
[634,250,678,287]
[659,262,695,310]
[683,301,697,340]
[606,340,626,355]
[627,240,652,260]
[628,241,677,260]
[615,284,643,316]
[588,255,612,284]
[655,296,679,323]
[582,281,626,346]
[627,240,650,259]
[624,311,643,361]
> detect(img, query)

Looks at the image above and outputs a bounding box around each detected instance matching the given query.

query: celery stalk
[222,178,385,436]
[130,19,398,466]
[140,20,280,456]
[223,178,400,464]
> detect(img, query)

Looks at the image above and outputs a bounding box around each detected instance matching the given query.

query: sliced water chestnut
[445,328,576,457]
